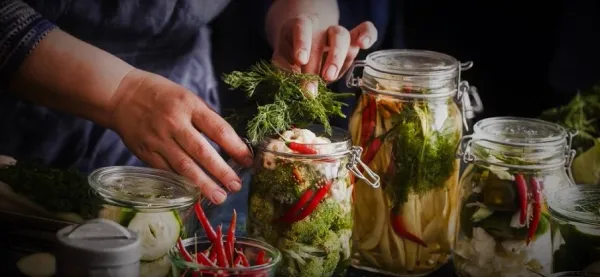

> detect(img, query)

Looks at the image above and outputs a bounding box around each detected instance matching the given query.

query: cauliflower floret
[292,128,317,143]
[282,130,295,140]
[262,152,277,170]
[329,179,347,203]
[267,140,292,153]
[500,240,526,255]
[471,227,497,267]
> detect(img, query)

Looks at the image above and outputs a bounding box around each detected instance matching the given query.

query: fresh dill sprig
[223,61,354,144]
[539,84,600,153]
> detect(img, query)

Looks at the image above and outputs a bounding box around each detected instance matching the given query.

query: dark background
[211,0,600,130]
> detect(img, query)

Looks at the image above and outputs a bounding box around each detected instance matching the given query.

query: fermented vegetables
[349,89,463,275]
[454,117,576,277]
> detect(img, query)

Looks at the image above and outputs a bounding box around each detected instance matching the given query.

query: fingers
[159,142,228,205]
[349,21,377,50]
[301,16,325,76]
[191,101,253,168]
[174,123,243,193]
[322,25,351,82]
[291,15,313,65]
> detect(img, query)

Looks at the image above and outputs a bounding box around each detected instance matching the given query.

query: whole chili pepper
[226,209,237,265]
[214,225,229,267]
[235,248,250,267]
[177,238,195,262]
[195,202,217,242]
[514,174,529,225]
[390,208,427,248]
[360,96,377,149]
[527,176,542,245]
[285,141,318,155]
[256,250,266,265]
[209,249,217,261]
[362,136,383,166]
[292,167,303,183]
[233,255,243,267]
[287,180,333,223]
[275,188,315,223]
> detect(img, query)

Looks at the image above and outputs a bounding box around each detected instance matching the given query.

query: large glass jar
[344,49,478,276]
[454,117,577,277]
[244,125,380,277]
[550,185,600,273]
[89,166,200,277]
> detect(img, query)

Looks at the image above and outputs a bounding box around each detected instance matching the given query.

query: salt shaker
[55,218,141,277]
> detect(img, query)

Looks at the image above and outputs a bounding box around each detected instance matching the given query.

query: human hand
[108,70,253,204]
[272,15,377,86]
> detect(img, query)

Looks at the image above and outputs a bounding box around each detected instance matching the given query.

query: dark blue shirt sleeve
[0,0,57,86]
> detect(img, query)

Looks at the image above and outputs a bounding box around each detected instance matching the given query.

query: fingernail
[325,65,338,81]
[297,49,309,64]
[361,37,372,47]
[212,189,227,204]
[243,157,254,167]
[305,82,317,97]
[228,180,242,191]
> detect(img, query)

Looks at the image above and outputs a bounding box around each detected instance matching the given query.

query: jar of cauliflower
[246,124,379,277]
[345,49,481,276]
[454,117,577,277]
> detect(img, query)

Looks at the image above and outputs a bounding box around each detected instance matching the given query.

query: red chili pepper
[233,255,243,267]
[195,202,217,242]
[390,209,428,248]
[292,167,303,183]
[360,96,377,149]
[209,249,217,261]
[197,252,215,266]
[275,188,315,223]
[362,136,383,166]
[527,177,542,245]
[235,248,250,267]
[226,210,237,265]
[285,141,318,154]
[515,174,529,225]
[214,225,229,267]
[177,238,195,262]
[256,250,266,265]
[287,180,333,223]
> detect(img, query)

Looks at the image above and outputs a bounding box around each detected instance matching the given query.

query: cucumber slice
[98,206,136,225]
[140,255,172,277]
[128,212,181,261]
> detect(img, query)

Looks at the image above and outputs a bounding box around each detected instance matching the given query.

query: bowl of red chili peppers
[169,236,281,277]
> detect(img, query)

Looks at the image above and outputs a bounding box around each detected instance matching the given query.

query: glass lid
[89,166,199,210]
[473,117,568,146]
[549,185,600,226]
[365,49,459,78]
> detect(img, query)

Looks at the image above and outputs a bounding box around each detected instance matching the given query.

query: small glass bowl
[168,237,281,277]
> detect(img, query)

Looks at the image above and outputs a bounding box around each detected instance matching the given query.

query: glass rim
[256,125,353,159]
[548,185,600,226]
[473,116,569,147]
[169,236,282,273]
[88,166,199,210]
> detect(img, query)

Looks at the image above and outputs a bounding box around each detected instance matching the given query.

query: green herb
[384,100,461,205]
[0,161,95,218]
[222,61,353,144]
[539,85,600,153]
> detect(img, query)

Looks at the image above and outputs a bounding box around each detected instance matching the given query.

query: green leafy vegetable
[222,61,353,144]
[0,161,95,219]
[384,100,461,205]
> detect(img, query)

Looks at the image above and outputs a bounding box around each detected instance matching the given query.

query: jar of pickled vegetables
[244,124,380,277]
[550,185,600,273]
[454,117,578,277]
[344,49,479,276]
[88,166,200,277]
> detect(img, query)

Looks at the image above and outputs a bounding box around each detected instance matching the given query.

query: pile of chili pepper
[514,174,542,245]
[175,204,273,276]
[275,179,333,224]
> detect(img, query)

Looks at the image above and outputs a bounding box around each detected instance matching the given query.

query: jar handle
[345,60,366,88]
[347,146,381,188]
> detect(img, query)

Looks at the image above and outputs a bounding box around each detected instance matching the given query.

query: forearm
[1,1,134,128]
[265,0,339,48]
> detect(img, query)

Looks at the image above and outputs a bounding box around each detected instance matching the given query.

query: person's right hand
[108,69,253,204]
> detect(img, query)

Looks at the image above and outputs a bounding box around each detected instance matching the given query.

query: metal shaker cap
[56,218,141,267]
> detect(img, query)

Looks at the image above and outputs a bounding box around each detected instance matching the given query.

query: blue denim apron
[0,0,248,234]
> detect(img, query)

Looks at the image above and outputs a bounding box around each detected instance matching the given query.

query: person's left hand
[272,15,377,85]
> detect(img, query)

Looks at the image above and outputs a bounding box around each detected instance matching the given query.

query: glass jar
[550,185,600,273]
[344,49,479,276]
[242,124,380,277]
[89,166,200,277]
[454,117,577,277]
